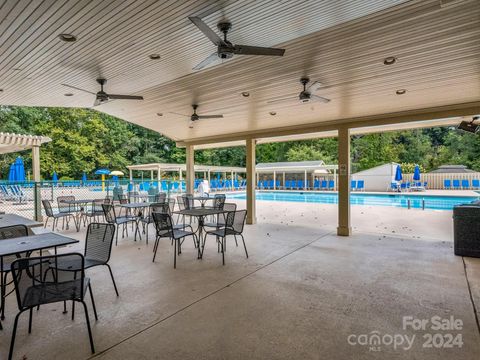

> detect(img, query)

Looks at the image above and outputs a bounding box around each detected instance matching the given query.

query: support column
[273,171,276,190]
[129,169,133,182]
[150,170,154,181]
[246,139,256,224]
[283,172,286,189]
[186,145,195,194]
[32,145,42,221]
[157,166,161,190]
[337,127,352,236]
[231,170,234,190]
[304,170,307,190]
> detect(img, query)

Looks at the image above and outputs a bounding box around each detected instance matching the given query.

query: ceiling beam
[176,101,480,147]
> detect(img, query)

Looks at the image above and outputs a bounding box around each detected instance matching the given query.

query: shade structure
[82,172,87,182]
[94,168,110,175]
[413,165,421,181]
[394,165,403,182]
[52,171,58,183]
[109,170,124,176]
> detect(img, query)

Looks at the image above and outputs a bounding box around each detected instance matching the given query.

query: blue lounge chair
[275,180,280,189]
[328,180,335,190]
[268,180,274,189]
[313,180,320,190]
[444,179,451,189]
[297,180,304,190]
[461,179,469,189]
[285,180,291,189]
[351,180,357,191]
[452,180,460,190]
[472,179,480,189]
[357,180,365,191]
[233,180,239,190]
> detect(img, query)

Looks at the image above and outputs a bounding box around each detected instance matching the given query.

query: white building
[351,163,399,192]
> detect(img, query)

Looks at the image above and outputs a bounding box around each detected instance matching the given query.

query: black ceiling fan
[267,78,330,105]
[170,104,223,128]
[62,78,144,106]
[189,16,285,70]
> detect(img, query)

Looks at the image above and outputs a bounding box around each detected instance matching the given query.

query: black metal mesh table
[0,232,79,326]
[173,208,228,259]
[0,214,42,230]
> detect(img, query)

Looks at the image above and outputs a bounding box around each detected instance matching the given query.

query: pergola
[127,163,246,183]
[1,1,479,236]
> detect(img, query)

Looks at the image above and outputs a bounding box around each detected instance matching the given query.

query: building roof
[428,165,476,174]
[0,1,478,146]
[0,132,52,154]
[256,161,337,173]
[127,163,245,173]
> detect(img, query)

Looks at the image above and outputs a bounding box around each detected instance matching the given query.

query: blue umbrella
[413,165,421,181]
[82,172,87,182]
[94,168,110,175]
[52,171,58,183]
[394,165,403,182]
[112,175,119,185]
[14,157,25,182]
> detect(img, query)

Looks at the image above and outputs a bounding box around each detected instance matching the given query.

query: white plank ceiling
[0,0,479,143]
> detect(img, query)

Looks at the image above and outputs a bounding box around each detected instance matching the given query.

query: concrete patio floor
[0,200,479,359]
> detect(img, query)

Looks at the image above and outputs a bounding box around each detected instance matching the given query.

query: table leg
[198,216,207,259]
[0,256,4,320]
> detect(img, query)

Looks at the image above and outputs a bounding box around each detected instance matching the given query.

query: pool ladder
[407,198,425,210]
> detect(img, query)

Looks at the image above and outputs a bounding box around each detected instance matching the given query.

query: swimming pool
[227,191,479,210]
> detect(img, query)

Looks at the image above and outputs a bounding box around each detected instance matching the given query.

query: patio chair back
[151,202,170,215]
[102,204,117,224]
[152,212,174,238]
[444,179,451,189]
[351,180,357,190]
[472,179,480,188]
[0,225,28,240]
[84,223,116,264]
[119,195,129,204]
[42,200,55,217]
[461,179,469,189]
[11,253,86,311]
[154,192,167,203]
[229,210,247,234]
[91,199,106,214]
[57,195,75,213]
[453,179,460,189]
[213,194,226,209]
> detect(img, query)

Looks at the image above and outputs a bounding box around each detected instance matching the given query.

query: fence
[402,172,480,189]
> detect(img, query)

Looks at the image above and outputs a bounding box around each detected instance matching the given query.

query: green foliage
[1,105,479,179]
[399,163,425,173]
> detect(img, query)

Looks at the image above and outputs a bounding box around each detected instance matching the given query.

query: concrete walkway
[0,201,478,359]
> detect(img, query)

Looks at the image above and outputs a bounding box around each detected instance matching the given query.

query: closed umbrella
[82,172,87,183]
[395,165,403,182]
[8,163,15,182]
[52,171,58,184]
[15,157,25,182]
[413,165,421,182]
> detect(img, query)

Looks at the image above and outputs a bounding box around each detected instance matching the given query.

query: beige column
[157,166,161,190]
[246,138,256,224]
[32,145,42,221]
[337,127,352,236]
[207,170,211,183]
[185,145,195,194]
[273,171,276,190]
[283,172,286,189]
[231,170,234,190]
[150,170,154,181]
[304,170,307,190]
[129,169,133,182]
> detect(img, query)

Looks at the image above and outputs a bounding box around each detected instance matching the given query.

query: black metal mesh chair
[53,223,118,297]
[212,194,226,209]
[204,203,237,229]
[8,253,97,359]
[42,200,75,231]
[0,225,28,325]
[154,192,167,203]
[205,210,248,265]
[152,212,197,268]
[102,203,139,245]
[57,195,75,213]
[82,199,107,225]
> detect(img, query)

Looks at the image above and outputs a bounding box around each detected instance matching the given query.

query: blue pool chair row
[444,179,479,190]
[0,184,26,202]
[312,180,335,190]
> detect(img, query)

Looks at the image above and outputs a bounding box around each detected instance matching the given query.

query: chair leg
[152,237,160,262]
[72,300,75,320]
[28,308,33,333]
[106,264,119,297]
[88,283,98,321]
[240,234,249,258]
[8,311,22,360]
[115,224,119,246]
[233,235,238,247]
[80,301,95,354]
[44,217,48,228]
[221,237,225,265]
[173,238,177,269]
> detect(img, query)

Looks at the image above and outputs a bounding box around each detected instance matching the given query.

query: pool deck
[1,199,479,359]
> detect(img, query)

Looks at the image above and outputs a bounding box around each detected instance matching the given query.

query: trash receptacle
[453,205,480,257]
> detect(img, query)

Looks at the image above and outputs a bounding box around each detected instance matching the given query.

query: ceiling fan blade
[266,96,296,104]
[61,83,96,95]
[107,94,144,100]
[189,17,224,46]
[306,81,323,93]
[169,112,190,118]
[197,114,224,119]
[310,94,330,103]
[232,45,285,56]
[93,98,104,107]
[193,52,219,70]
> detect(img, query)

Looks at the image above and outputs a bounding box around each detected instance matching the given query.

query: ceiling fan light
[58,33,77,42]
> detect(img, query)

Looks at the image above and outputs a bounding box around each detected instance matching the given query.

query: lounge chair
[275,180,280,189]
[357,180,365,191]
[351,180,357,191]
[297,180,305,190]
[305,180,311,190]
[472,179,480,189]
[328,180,335,190]
[452,180,460,190]
[461,179,469,189]
[444,179,451,189]
[313,180,320,190]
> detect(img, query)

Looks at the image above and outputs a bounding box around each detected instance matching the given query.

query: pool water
[227,191,479,211]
